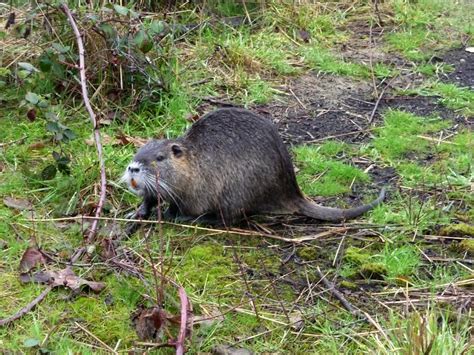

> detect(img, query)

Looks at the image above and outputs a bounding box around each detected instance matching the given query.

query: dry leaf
[3,197,33,211]
[131,305,171,341]
[20,267,105,293]
[29,142,46,150]
[85,133,115,146]
[19,246,50,273]
[116,133,147,147]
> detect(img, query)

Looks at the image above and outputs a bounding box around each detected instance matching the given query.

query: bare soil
[442,47,474,89]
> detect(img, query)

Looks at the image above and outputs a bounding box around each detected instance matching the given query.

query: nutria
[122,108,385,230]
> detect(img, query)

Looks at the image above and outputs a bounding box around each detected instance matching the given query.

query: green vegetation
[0,0,473,353]
[294,143,369,197]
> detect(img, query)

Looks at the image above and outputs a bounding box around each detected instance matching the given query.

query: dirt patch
[256,73,378,144]
[442,48,474,89]
[342,19,406,68]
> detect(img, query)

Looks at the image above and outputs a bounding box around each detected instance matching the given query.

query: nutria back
[123,107,385,226]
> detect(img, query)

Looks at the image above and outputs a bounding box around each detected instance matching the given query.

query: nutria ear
[171,144,183,158]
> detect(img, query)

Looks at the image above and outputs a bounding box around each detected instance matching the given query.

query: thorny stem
[60,4,107,263]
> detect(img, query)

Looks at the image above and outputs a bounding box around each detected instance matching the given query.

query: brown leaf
[85,133,115,146]
[21,267,105,293]
[26,108,36,122]
[115,133,147,147]
[185,113,200,122]
[3,197,33,211]
[101,238,117,260]
[29,142,46,150]
[131,305,171,341]
[19,246,49,273]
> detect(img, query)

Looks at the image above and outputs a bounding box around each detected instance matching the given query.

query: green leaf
[18,62,39,73]
[52,43,70,54]
[0,31,6,40]
[63,129,77,141]
[41,164,57,180]
[99,23,117,39]
[113,4,129,16]
[37,100,49,109]
[150,20,165,35]
[46,121,60,133]
[45,111,57,121]
[25,92,39,104]
[133,30,153,53]
[23,338,40,347]
[38,54,52,72]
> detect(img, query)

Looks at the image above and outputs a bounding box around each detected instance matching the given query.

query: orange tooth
[131,179,138,188]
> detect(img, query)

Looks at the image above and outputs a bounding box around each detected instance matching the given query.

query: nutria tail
[297,187,386,221]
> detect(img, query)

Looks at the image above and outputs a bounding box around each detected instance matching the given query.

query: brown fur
[124,108,385,227]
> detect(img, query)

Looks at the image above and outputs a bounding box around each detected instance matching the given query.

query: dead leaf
[131,305,171,341]
[29,142,46,150]
[185,113,200,122]
[19,246,50,273]
[26,109,36,122]
[20,267,105,293]
[289,312,304,331]
[85,133,115,146]
[101,238,117,259]
[3,197,33,211]
[115,133,147,147]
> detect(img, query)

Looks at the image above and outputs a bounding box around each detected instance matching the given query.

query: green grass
[373,110,450,160]
[1,0,473,353]
[293,143,369,197]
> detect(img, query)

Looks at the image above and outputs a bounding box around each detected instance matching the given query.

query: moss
[458,240,474,256]
[359,263,388,279]
[178,244,234,290]
[344,247,371,265]
[339,280,358,290]
[439,223,474,237]
[297,246,319,261]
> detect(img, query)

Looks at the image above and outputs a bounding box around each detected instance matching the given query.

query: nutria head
[121,139,187,203]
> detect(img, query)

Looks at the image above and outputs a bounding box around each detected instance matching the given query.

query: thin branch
[60,4,107,262]
[0,285,53,326]
[175,287,191,355]
[316,267,366,320]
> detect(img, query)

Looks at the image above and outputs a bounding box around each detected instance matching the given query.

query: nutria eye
[156,155,165,162]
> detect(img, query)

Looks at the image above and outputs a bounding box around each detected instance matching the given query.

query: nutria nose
[128,166,140,174]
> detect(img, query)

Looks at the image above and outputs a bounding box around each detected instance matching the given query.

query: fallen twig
[0,285,53,326]
[315,267,364,319]
[60,4,107,262]
[26,215,302,243]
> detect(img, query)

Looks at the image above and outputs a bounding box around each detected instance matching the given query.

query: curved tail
[297,187,386,221]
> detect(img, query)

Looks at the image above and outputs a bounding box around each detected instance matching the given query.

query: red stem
[176,286,191,355]
[61,5,107,260]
